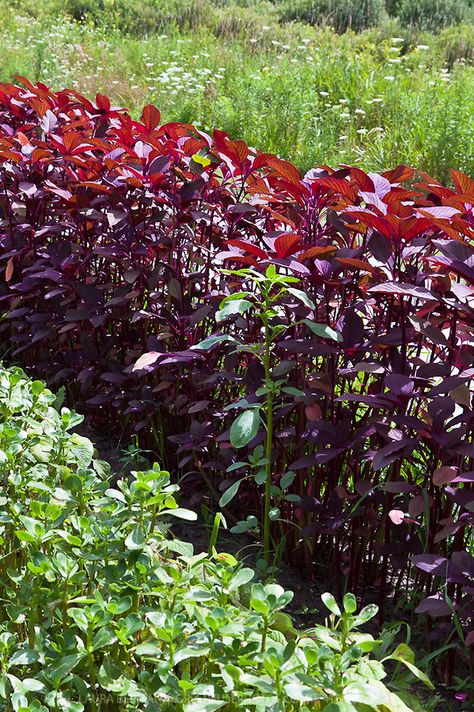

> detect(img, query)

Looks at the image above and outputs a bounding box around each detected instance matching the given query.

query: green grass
[0,1,473,180]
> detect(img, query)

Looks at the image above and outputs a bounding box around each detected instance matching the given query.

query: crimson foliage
[0,80,473,666]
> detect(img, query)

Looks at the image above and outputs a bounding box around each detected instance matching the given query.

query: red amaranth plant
[0,79,473,678]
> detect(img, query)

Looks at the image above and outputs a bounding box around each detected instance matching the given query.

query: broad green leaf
[284,681,324,702]
[353,604,378,626]
[216,298,253,323]
[321,592,342,616]
[227,567,254,591]
[343,680,412,711]
[343,593,357,614]
[287,288,316,309]
[174,646,210,664]
[9,648,38,666]
[134,643,162,657]
[67,433,94,467]
[48,653,86,682]
[304,319,342,342]
[358,658,386,680]
[92,627,117,651]
[190,334,235,351]
[125,524,145,551]
[230,409,261,448]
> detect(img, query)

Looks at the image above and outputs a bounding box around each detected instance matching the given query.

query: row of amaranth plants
[0,79,472,680]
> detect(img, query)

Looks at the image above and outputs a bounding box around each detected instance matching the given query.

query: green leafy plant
[214,265,306,571]
[0,364,433,710]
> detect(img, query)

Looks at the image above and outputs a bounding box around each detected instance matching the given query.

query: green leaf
[280,470,296,489]
[321,702,357,712]
[287,288,316,309]
[191,153,211,168]
[284,681,324,702]
[160,508,197,520]
[67,433,94,467]
[358,658,386,681]
[353,604,378,626]
[230,409,261,448]
[343,680,412,711]
[135,642,162,657]
[14,530,36,543]
[304,319,342,342]
[9,648,39,666]
[22,678,45,692]
[227,567,254,591]
[48,653,86,682]
[321,592,342,616]
[216,298,253,323]
[387,645,434,689]
[219,479,242,508]
[343,592,357,614]
[92,627,117,651]
[190,334,235,351]
[183,700,226,712]
[124,524,145,551]
[174,645,210,664]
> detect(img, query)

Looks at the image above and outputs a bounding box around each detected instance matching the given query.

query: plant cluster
[9,0,474,35]
[0,364,432,711]
[0,81,473,677]
[1,7,473,180]
[279,0,474,33]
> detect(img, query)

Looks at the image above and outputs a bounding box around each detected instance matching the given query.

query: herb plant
[0,364,432,711]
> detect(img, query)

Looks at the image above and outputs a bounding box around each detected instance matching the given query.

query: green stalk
[262,305,273,570]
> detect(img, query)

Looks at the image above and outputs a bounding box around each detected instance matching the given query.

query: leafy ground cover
[0,80,473,704]
[0,1,473,180]
[0,363,435,711]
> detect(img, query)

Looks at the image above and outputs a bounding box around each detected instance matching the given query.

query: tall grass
[0,2,473,179]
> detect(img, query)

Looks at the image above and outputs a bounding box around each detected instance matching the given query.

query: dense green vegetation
[0,0,473,180]
[0,365,433,710]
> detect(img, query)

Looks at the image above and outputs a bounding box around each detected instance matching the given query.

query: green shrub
[277,0,386,33]
[66,0,211,34]
[395,0,473,31]
[0,364,431,710]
